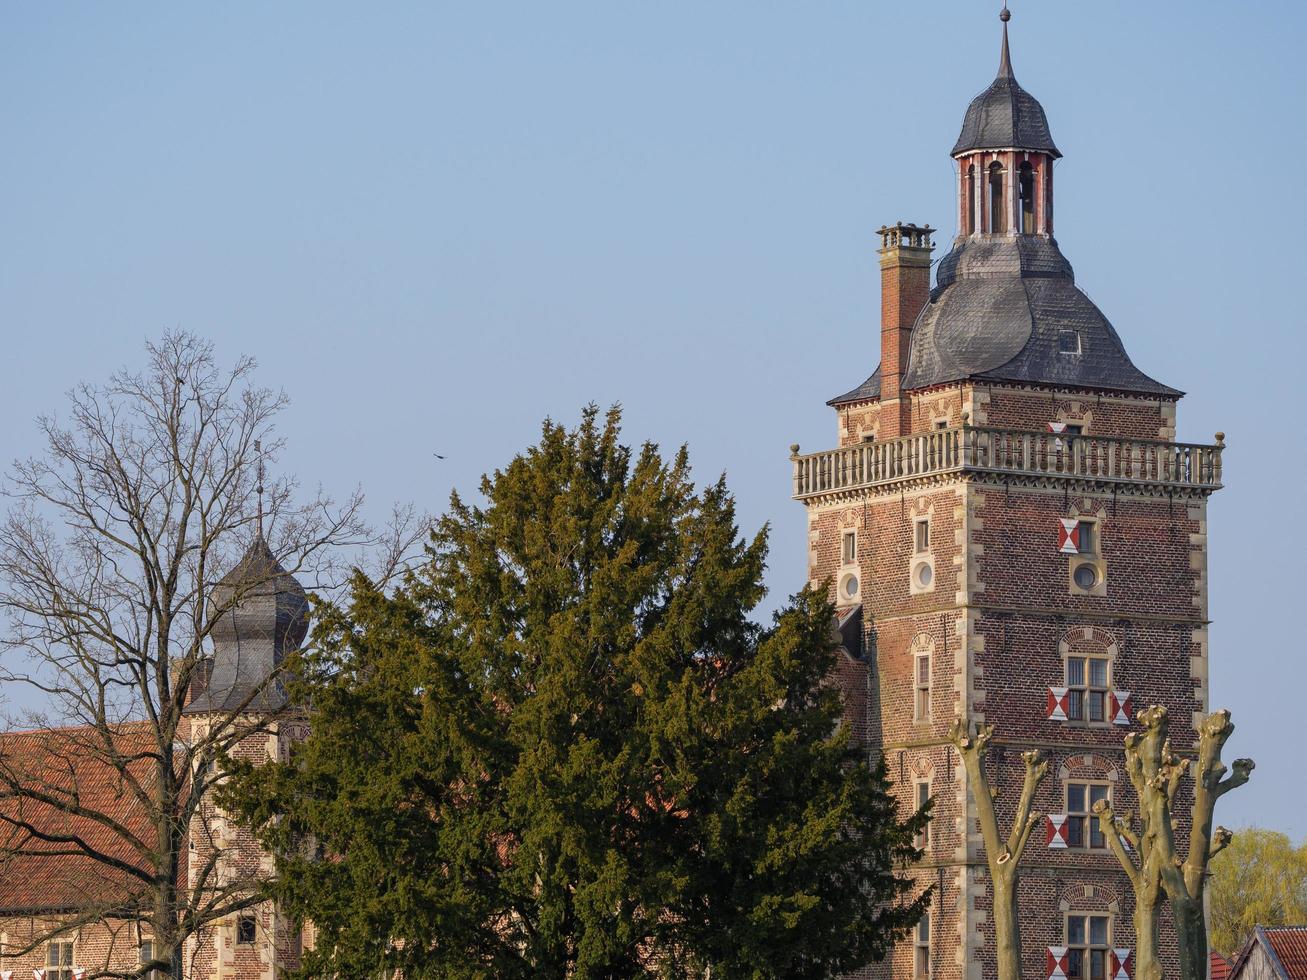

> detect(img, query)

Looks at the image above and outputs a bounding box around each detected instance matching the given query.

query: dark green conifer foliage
[225,406,928,979]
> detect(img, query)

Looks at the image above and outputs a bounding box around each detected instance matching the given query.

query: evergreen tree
[226,406,928,979]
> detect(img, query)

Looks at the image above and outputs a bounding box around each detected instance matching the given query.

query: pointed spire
[254,439,266,539]
[998,4,1014,79]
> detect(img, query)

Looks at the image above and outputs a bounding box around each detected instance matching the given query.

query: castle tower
[792,11,1223,980]
[184,534,311,979]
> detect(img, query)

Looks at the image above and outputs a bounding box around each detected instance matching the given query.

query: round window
[914,562,933,589]
[843,575,859,598]
[1073,563,1098,590]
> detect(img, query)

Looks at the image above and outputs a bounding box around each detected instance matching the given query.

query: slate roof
[952,21,1060,158]
[902,236,1180,397]
[185,536,309,714]
[0,723,161,913]
[830,235,1180,406]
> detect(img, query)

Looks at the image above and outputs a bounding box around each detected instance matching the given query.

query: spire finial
[998,3,1014,79]
[254,439,266,538]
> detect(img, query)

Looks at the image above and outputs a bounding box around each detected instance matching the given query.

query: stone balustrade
[790,426,1223,500]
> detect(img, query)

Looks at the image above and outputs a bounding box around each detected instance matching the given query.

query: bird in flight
[433,452,446,460]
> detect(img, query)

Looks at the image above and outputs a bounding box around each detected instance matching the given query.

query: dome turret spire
[998,5,1013,79]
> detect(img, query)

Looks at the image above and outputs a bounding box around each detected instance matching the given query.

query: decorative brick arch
[1058,752,1122,784]
[909,632,936,657]
[1056,881,1122,914]
[1057,626,1118,660]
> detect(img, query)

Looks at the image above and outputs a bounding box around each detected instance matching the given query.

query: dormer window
[1019,161,1035,234]
[1058,330,1081,355]
[988,161,1007,234]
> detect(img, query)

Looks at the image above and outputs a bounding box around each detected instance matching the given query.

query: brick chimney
[877,223,934,438]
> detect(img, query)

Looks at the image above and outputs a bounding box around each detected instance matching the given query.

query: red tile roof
[1212,950,1233,980]
[0,724,163,914]
[1265,927,1307,979]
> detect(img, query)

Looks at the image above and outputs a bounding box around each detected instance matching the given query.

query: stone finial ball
[1000,7,1011,22]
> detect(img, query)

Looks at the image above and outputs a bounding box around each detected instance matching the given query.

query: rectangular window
[1077,520,1096,555]
[842,530,857,565]
[1064,424,1084,436]
[46,940,73,980]
[914,915,931,978]
[862,433,876,444]
[237,914,257,945]
[1058,329,1082,355]
[140,940,165,980]
[1066,656,1109,723]
[934,420,948,430]
[914,519,930,554]
[1065,783,1110,849]
[914,653,931,723]
[1066,914,1110,980]
[914,779,931,849]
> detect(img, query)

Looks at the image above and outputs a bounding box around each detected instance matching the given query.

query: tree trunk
[1133,885,1164,980]
[994,873,1023,980]
[1172,894,1207,980]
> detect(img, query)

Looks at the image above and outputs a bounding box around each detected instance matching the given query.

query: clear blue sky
[2,2,1304,835]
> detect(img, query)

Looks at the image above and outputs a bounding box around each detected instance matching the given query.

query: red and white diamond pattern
[1057,518,1080,554]
[1109,690,1133,726]
[1045,814,1070,848]
[1047,686,1071,721]
[1048,947,1132,979]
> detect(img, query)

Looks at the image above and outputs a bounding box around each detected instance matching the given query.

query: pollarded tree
[947,720,1048,980]
[225,405,930,980]
[1093,705,1254,980]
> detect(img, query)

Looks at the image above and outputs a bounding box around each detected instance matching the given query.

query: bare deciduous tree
[0,332,425,978]
[1093,705,1253,980]
[948,719,1048,980]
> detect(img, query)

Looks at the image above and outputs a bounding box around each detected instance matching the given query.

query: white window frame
[914,913,931,978]
[914,778,931,850]
[46,938,74,980]
[842,529,857,565]
[1065,912,1112,980]
[913,651,931,724]
[914,517,930,554]
[1064,653,1111,724]
[1065,781,1111,850]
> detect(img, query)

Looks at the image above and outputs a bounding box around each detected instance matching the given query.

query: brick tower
[791,11,1223,980]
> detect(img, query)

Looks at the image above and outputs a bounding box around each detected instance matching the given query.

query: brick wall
[806,379,1211,980]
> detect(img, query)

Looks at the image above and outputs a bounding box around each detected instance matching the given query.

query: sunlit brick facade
[793,13,1223,980]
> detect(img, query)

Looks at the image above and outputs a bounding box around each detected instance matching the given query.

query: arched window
[964,164,976,235]
[1019,161,1036,234]
[988,161,1007,234]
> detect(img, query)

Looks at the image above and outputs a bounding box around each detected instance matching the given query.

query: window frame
[913,650,931,724]
[236,914,257,946]
[140,939,166,980]
[842,529,857,566]
[1064,653,1111,724]
[1064,781,1111,850]
[46,938,74,980]
[913,778,931,849]
[914,517,930,554]
[914,912,931,978]
[1064,912,1112,980]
